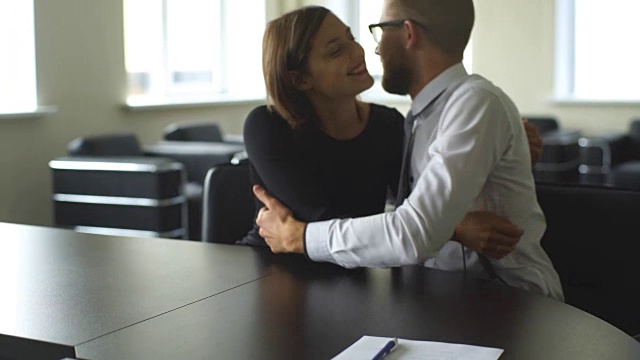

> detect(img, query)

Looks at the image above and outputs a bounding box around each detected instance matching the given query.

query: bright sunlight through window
[123,0,266,106]
[0,0,37,114]
[556,0,640,102]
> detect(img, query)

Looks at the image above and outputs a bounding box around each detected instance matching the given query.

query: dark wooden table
[1,223,638,360]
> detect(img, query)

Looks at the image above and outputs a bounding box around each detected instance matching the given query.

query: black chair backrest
[164,123,224,142]
[629,119,640,159]
[524,116,559,135]
[67,133,143,156]
[536,181,640,335]
[201,162,254,244]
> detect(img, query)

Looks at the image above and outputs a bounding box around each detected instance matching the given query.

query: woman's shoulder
[366,103,404,129]
[244,105,291,137]
[368,103,403,119]
[245,105,283,124]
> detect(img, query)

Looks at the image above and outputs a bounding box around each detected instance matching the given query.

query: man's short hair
[391,0,474,55]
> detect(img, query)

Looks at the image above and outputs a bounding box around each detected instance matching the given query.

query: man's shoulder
[442,74,518,116]
[456,74,510,101]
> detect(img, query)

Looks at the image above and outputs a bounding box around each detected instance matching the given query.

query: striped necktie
[395,110,418,207]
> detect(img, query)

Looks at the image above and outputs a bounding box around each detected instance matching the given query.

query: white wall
[473,0,640,135]
[0,0,638,227]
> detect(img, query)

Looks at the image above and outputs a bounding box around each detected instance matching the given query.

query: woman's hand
[453,211,524,260]
[523,119,543,166]
[253,185,306,254]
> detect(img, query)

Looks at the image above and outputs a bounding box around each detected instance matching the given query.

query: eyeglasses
[368,19,428,44]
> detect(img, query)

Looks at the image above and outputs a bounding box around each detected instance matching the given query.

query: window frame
[553,0,640,104]
[123,0,267,109]
[0,0,54,118]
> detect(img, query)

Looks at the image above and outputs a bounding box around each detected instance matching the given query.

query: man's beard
[381,59,411,96]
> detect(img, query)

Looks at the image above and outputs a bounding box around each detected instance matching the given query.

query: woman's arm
[244,106,345,222]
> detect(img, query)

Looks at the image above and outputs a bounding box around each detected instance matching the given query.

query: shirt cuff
[302,223,309,260]
[304,220,335,263]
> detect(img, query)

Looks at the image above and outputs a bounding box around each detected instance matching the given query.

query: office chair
[51,133,189,239]
[67,132,246,240]
[523,116,582,184]
[164,122,225,142]
[201,162,255,244]
[524,116,560,134]
[146,133,247,239]
[579,119,640,189]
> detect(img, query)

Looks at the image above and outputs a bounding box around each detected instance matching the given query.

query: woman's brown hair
[262,6,330,131]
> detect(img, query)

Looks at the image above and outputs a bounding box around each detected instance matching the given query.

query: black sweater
[239,104,403,246]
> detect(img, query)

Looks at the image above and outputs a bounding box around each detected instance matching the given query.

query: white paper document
[332,336,504,360]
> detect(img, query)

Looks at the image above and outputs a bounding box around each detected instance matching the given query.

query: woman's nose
[351,42,365,59]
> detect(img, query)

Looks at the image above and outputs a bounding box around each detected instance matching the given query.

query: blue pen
[371,338,398,360]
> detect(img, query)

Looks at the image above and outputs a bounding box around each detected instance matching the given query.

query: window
[555,0,640,102]
[0,0,37,114]
[123,0,266,106]
[357,0,384,77]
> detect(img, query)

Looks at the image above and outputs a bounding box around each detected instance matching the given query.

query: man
[253,0,563,301]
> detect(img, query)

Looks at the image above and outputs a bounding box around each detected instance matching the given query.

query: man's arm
[253,193,524,260]
[253,89,525,265]
[300,86,519,268]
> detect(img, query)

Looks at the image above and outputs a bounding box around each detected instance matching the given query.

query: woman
[239,6,538,257]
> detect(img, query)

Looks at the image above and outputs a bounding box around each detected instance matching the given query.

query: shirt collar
[410,62,468,117]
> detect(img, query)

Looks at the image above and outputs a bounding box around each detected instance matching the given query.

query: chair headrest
[68,133,143,156]
[523,117,559,134]
[630,119,640,139]
[164,123,224,142]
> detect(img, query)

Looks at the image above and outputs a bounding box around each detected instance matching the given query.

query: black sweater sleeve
[243,106,341,222]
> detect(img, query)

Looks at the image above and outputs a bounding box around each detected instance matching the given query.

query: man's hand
[523,119,543,166]
[253,185,306,254]
[453,211,524,260]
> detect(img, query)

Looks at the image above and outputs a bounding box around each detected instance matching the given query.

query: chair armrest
[49,156,188,238]
[222,133,244,145]
[599,132,631,165]
[579,132,630,167]
[538,130,582,163]
[50,156,186,198]
[540,128,582,140]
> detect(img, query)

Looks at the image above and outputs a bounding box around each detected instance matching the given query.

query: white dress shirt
[305,63,564,301]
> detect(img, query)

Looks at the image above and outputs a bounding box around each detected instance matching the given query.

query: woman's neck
[311,98,369,140]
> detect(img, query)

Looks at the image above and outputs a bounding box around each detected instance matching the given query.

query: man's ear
[290,71,312,91]
[403,20,420,49]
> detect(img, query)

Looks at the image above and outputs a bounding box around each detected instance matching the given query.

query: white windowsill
[550,97,640,106]
[123,95,267,111]
[122,84,412,112]
[0,106,58,120]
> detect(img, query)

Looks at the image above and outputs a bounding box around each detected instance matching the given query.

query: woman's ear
[290,71,312,91]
